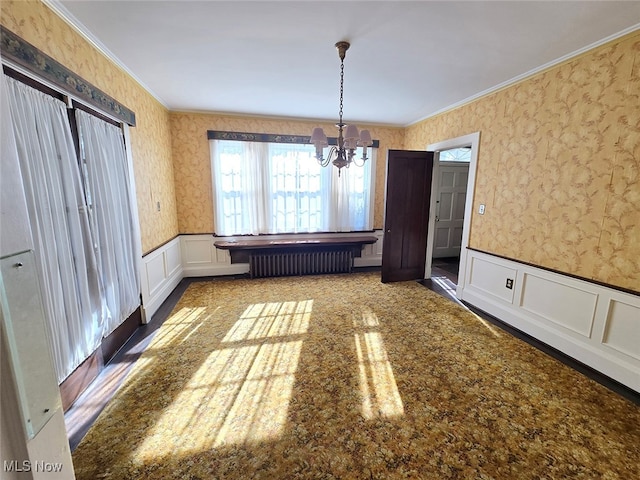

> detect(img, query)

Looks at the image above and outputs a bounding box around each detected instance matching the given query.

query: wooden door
[432,163,468,258]
[381,150,434,283]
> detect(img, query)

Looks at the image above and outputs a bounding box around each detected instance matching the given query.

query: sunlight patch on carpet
[133,301,310,461]
[355,309,404,419]
[431,277,502,338]
[147,306,211,348]
[432,275,458,296]
[223,300,312,341]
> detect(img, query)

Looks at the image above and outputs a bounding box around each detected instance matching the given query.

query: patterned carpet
[72,273,639,479]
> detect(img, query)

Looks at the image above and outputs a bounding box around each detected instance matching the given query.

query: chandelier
[310,41,372,175]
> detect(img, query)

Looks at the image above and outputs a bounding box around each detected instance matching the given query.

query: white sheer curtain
[326,148,375,232]
[211,140,271,235]
[3,75,105,383]
[76,110,141,336]
[211,139,375,235]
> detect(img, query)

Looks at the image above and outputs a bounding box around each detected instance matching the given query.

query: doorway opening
[430,149,470,288]
[425,132,480,298]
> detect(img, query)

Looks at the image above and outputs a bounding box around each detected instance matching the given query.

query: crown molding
[38,2,639,126]
[406,24,640,127]
[42,0,168,109]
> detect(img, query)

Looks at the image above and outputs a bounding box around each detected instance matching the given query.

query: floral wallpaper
[3,1,637,292]
[405,31,640,293]
[170,112,405,232]
[0,0,178,254]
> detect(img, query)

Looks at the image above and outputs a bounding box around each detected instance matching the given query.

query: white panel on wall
[166,240,181,277]
[184,238,213,264]
[141,237,184,322]
[468,256,516,303]
[520,273,597,338]
[182,234,248,277]
[145,253,166,298]
[373,231,384,255]
[602,299,640,361]
[215,247,230,263]
[354,230,383,267]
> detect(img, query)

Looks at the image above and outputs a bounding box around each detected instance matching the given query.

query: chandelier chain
[310,41,371,174]
[339,59,344,125]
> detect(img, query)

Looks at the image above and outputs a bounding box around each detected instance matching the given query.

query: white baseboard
[459,249,640,392]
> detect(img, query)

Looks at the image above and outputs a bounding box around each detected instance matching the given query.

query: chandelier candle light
[310,41,373,176]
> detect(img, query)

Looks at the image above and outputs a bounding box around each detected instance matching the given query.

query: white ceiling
[50,1,640,126]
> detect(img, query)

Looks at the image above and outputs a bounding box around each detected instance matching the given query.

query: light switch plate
[479,204,485,214]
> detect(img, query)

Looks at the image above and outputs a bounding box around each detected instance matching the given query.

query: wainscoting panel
[460,249,640,392]
[141,237,183,322]
[166,239,182,279]
[181,235,249,277]
[145,251,166,299]
[467,255,517,303]
[520,273,598,338]
[601,299,640,362]
[183,236,213,265]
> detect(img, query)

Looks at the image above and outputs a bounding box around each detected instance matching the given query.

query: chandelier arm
[351,155,367,168]
[318,146,337,167]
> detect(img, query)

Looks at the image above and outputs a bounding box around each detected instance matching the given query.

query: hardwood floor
[65,266,639,451]
[64,278,192,450]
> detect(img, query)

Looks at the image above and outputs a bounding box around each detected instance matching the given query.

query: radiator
[250,249,353,278]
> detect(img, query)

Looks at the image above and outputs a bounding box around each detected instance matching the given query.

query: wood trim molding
[207,130,380,148]
[142,234,181,257]
[59,306,142,411]
[1,26,136,126]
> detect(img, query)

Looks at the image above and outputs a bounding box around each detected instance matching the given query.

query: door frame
[425,132,480,298]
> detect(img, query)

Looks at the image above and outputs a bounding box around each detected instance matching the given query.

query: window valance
[207,130,380,148]
[1,26,136,126]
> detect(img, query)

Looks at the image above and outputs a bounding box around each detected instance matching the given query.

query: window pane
[439,147,471,162]
[211,139,373,235]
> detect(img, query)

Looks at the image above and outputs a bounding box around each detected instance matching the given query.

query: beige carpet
[72,273,639,479]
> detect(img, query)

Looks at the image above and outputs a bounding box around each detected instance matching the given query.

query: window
[439,147,471,162]
[211,139,375,236]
